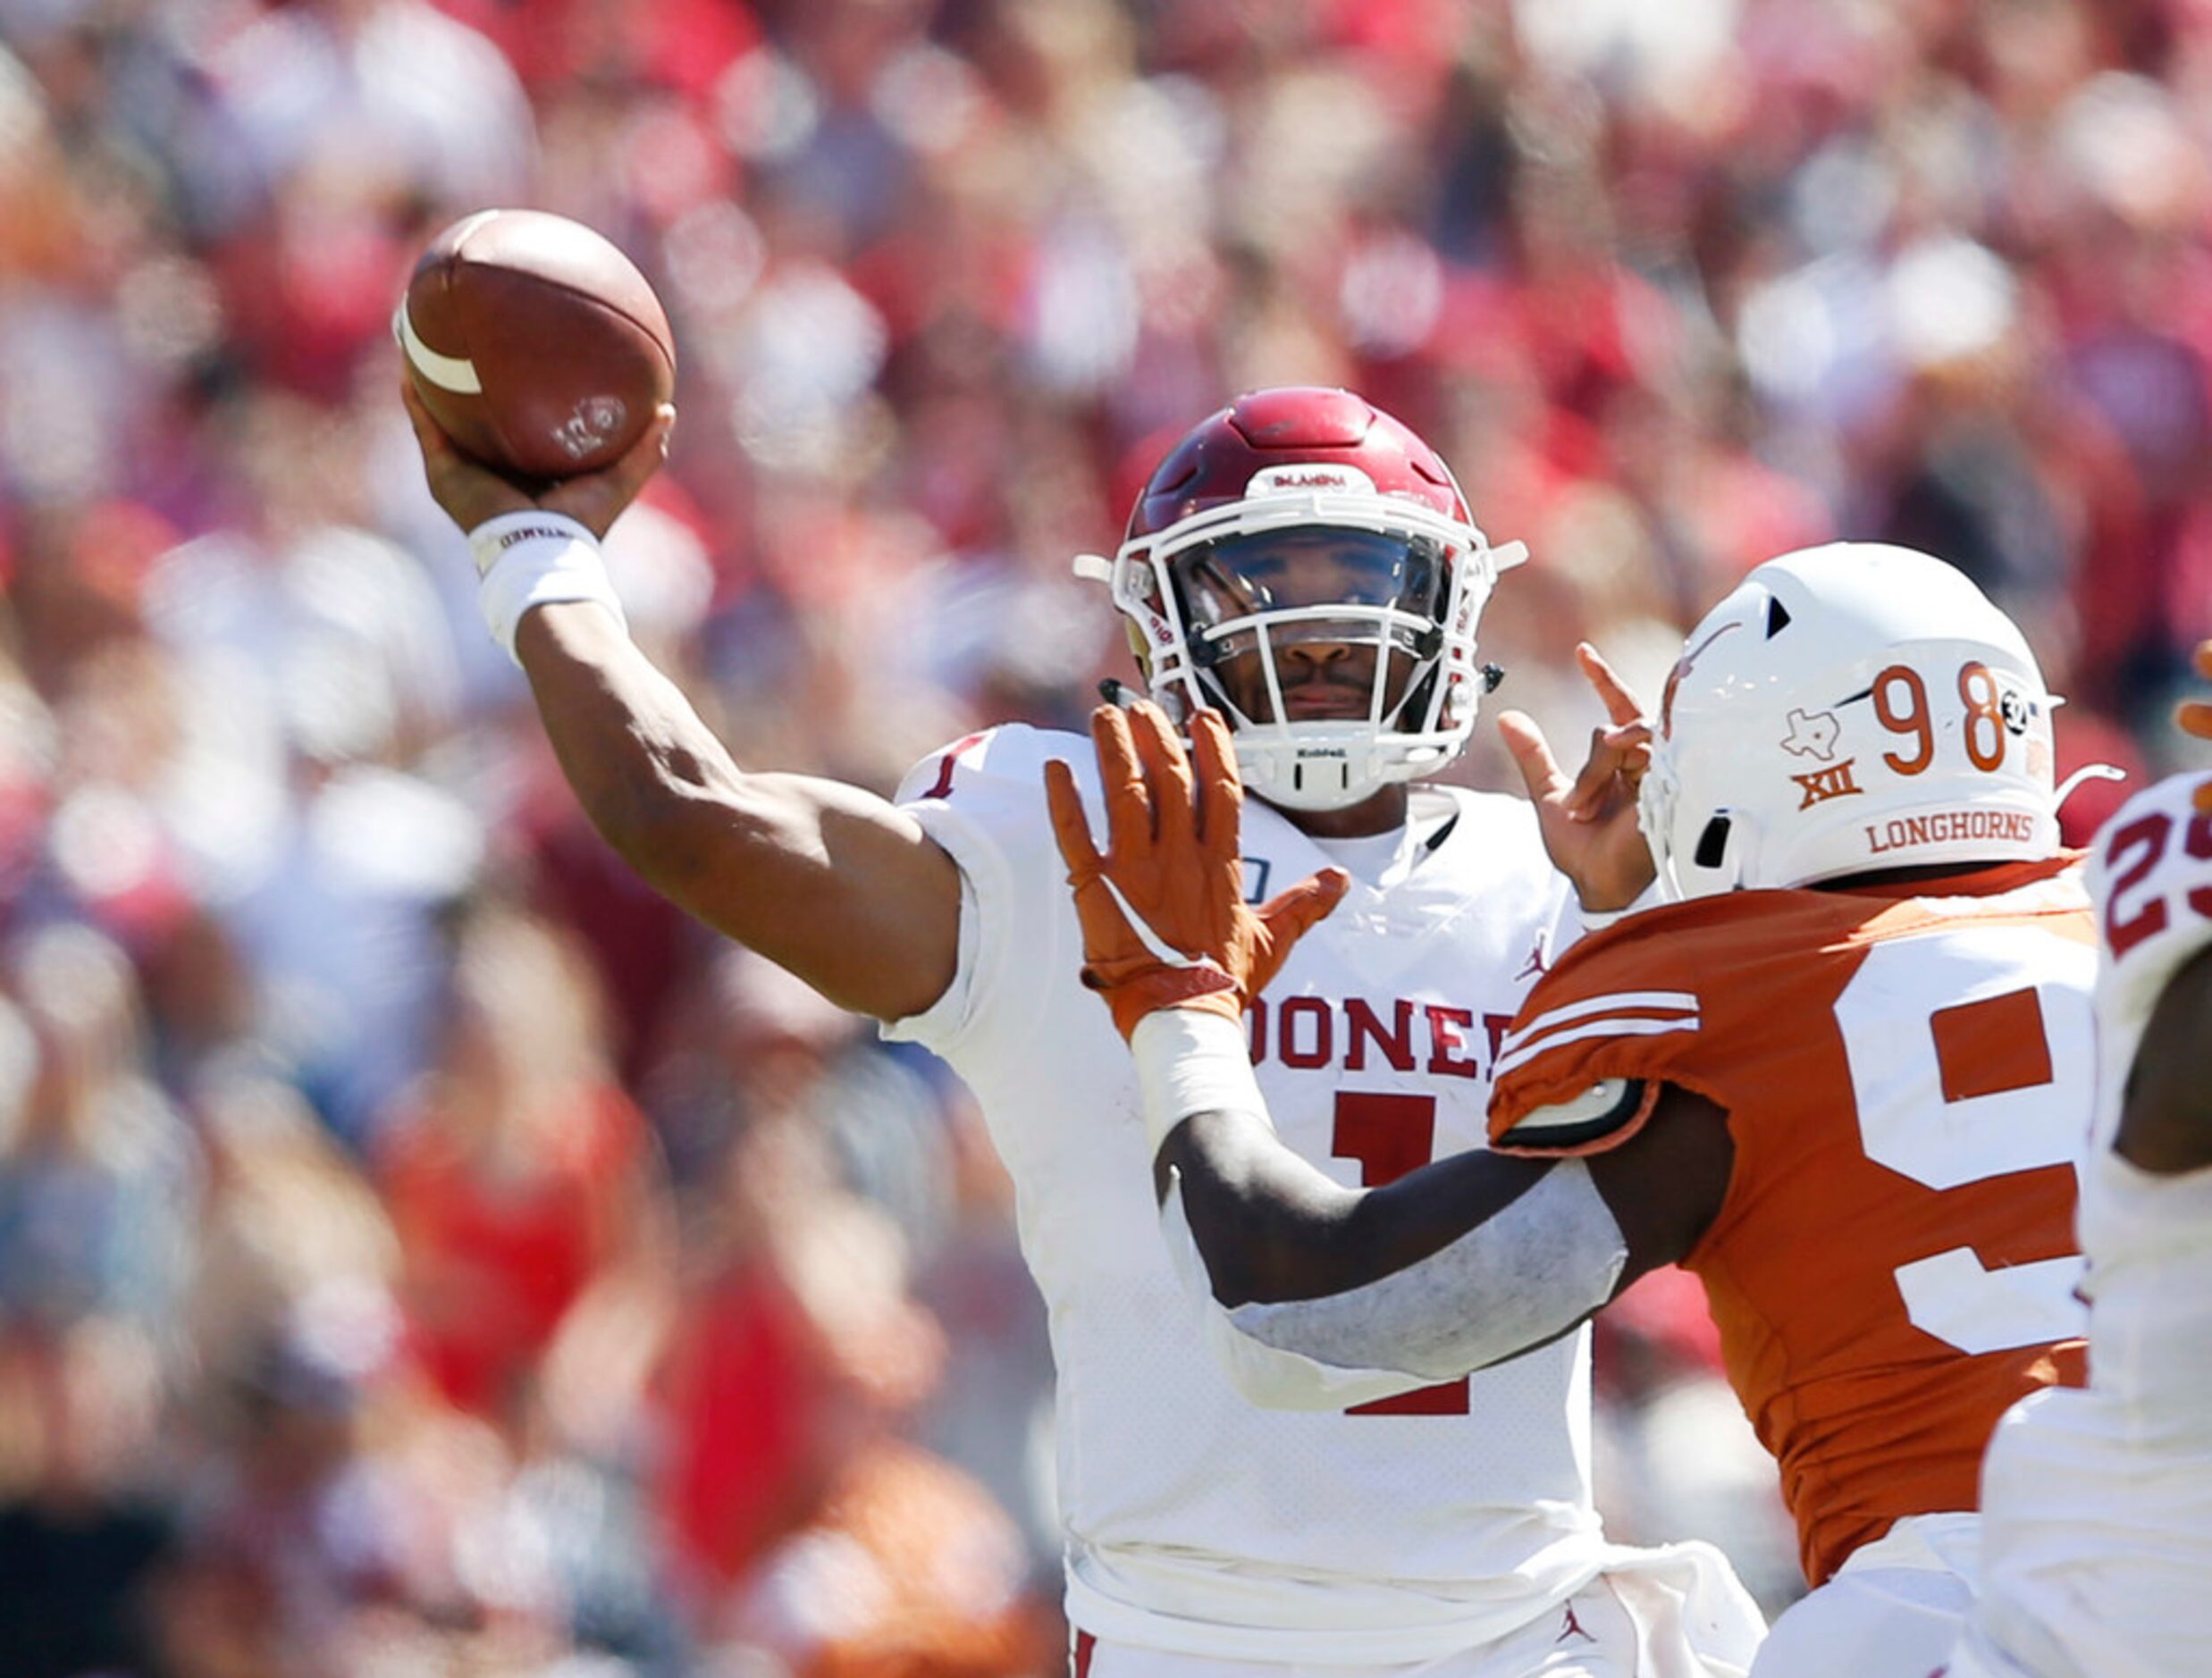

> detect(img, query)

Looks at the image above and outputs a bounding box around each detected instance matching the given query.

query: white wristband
[467,511,628,664]
[1130,1009,1269,1157]
[1577,869,1675,933]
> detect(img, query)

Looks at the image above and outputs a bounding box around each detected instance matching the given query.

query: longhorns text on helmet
[1072,388,1527,813]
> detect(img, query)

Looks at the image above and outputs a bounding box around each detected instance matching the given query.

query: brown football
[398,208,676,481]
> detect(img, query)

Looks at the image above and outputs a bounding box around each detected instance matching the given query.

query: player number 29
[2099,802,2212,961]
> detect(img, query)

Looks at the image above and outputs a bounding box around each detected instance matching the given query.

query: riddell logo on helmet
[1249,465,1379,497]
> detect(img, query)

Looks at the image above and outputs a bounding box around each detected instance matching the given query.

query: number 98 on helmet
[1638,542,2064,900]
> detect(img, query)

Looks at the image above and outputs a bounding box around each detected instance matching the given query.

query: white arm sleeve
[1221,1160,1627,1383]
[1159,1177,1444,1411]
[1134,1008,1630,1403]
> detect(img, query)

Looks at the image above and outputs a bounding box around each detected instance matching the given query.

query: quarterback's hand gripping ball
[1045,702,1349,1040]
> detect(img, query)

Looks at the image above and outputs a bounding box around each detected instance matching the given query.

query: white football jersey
[885,725,1603,1662]
[1959,772,2212,1678]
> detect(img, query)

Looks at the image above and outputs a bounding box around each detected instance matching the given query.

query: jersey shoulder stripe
[894,722,1081,809]
[1484,891,1871,1154]
[1494,990,1701,1078]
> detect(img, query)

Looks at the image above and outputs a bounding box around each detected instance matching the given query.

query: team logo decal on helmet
[1780,709,1842,761]
[1074,387,1526,812]
[1638,542,2062,899]
[1790,759,1864,810]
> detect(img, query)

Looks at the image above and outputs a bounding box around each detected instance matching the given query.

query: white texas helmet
[1639,542,2062,899]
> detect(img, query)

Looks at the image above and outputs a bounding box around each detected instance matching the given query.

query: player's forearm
[1161,1108,1367,1306]
[1165,1110,1567,1306]
[1134,1012,1597,1312]
[1165,1119,1629,1380]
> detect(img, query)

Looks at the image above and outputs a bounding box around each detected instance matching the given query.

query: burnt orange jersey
[1488,857,2094,1584]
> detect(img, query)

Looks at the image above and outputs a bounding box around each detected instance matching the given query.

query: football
[397,208,676,482]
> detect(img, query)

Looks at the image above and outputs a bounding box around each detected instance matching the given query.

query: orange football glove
[1044,701,1350,1040]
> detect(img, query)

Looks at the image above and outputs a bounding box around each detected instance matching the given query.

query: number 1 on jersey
[1332,1091,1471,1416]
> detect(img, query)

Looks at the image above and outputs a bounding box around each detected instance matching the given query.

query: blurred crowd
[0,0,2208,1671]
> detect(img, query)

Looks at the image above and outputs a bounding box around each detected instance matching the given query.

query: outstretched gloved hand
[1045,701,1350,1040]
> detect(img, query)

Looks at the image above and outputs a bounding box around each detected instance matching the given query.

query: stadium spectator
[372,898,674,1436]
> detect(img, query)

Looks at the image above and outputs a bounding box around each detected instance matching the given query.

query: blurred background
[0,0,2207,1671]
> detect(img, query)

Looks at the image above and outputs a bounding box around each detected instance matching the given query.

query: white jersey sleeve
[2076,770,2212,1408]
[885,726,1074,1064]
[879,726,1625,1662]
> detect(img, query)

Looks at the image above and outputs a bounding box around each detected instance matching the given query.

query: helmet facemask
[1081,389,1524,812]
[1100,483,1520,811]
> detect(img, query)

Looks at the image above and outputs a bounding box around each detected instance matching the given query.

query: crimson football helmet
[1075,388,1527,811]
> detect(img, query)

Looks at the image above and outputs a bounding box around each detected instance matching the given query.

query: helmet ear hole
[1693,816,1733,870]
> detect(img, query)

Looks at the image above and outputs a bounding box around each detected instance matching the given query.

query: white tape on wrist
[1130,1008,1268,1158]
[468,511,628,664]
[1577,870,1675,933]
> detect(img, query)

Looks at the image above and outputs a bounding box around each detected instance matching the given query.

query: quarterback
[402,382,1764,1675]
[1060,546,2094,1678]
